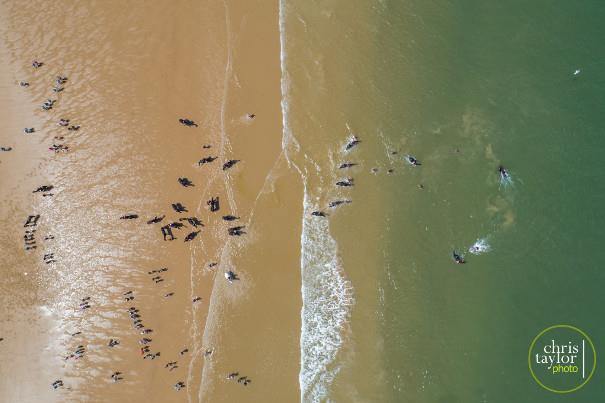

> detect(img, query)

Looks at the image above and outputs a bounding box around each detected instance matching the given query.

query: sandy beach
[0,1,300,402]
[5,1,605,402]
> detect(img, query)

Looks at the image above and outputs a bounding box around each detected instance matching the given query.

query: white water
[468,237,491,255]
[279,2,354,401]
[298,189,354,402]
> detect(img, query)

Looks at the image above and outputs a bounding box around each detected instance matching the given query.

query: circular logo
[528,324,596,393]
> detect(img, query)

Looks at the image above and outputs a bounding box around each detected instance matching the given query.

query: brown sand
[0,1,300,402]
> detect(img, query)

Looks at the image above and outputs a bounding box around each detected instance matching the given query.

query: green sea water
[374,2,605,402]
[282,1,605,401]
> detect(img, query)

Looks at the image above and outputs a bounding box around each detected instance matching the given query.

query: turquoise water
[283,1,605,401]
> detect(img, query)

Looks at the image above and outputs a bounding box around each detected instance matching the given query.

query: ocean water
[281,0,605,402]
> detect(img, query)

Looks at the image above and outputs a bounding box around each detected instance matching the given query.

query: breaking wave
[279,1,354,401]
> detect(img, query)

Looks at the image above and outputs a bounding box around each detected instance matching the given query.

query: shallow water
[3,1,605,402]
[0,1,221,401]
[0,1,295,402]
[281,0,605,401]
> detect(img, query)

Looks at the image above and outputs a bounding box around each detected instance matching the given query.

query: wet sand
[0,1,300,402]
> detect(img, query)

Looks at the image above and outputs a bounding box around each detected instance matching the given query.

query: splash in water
[468,238,491,255]
[498,165,513,189]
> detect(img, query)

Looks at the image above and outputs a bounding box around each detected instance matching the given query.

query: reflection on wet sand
[0,1,299,402]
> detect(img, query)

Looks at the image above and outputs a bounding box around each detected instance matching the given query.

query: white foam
[499,172,513,189]
[279,2,354,401]
[299,190,354,403]
[468,238,491,255]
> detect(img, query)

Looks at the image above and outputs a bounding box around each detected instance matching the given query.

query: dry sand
[0,1,301,402]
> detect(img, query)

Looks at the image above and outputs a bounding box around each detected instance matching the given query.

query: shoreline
[276,2,389,400]
[197,1,302,401]
[0,1,300,402]
[0,29,65,403]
